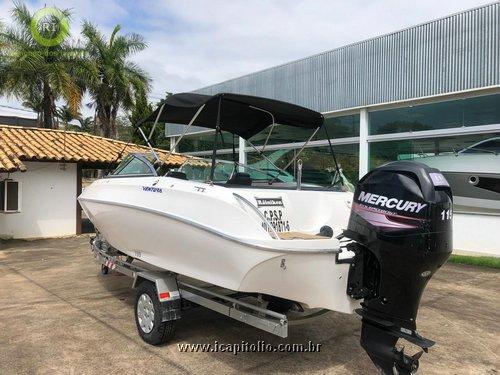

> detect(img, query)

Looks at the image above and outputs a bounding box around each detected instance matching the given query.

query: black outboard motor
[343,161,453,374]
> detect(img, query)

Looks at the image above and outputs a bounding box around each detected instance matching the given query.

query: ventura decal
[255,197,284,208]
[357,191,427,213]
[142,186,163,193]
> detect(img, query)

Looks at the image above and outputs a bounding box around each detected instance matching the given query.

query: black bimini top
[140,93,324,139]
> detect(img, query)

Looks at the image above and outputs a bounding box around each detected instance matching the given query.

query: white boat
[79,93,453,374]
[413,137,500,215]
[80,162,356,312]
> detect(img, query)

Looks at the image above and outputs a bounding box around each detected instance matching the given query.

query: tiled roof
[0,125,192,173]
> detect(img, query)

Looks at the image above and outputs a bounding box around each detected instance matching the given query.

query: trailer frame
[91,236,289,341]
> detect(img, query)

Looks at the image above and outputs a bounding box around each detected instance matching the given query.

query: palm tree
[22,88,44,126]
[0,3,94,128]
[57,104,79,128]
[76,115,94,133]
[0,20,8,93]
[82,22,150,138]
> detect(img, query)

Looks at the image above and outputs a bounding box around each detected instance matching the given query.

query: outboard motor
[343,161,452,374]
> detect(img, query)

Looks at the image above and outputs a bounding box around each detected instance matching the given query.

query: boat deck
[277,231,328,240]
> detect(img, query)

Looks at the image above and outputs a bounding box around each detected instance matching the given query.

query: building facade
[0,161,78,239]
[0,125,188,239]
[167,3,500,255]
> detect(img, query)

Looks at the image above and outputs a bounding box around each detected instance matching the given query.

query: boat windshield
[176,154,353,191]
[179,158,294,184]
[460,138,500,155]
[111,154,157,176]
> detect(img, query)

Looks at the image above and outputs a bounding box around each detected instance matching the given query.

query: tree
[116,115,133,142]
[128,93,172,149]
[22,88,44,126]
[57,104,79,128]
[82,22,150,139]
[129,92,153,126]
[0,2,94,128]
[76,116,94,133]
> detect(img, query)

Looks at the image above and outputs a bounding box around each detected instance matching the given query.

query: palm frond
[81,21,106,57]
[11,1,33,32]
[109,24,121,47]
[112,33,147,57]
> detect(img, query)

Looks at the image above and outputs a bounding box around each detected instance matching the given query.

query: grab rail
[233,193,280,240]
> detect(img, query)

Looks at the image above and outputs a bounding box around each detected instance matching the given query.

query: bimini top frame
[136,92,341,184]
[138,93,324,139]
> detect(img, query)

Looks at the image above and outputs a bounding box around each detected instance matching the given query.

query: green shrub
[448,255,500,269]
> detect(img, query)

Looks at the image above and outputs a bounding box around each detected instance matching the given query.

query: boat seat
[226,172,252,186]
[278,231,329,240]
[166,171,188,180]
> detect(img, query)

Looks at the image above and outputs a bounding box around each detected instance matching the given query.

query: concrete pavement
[0,236,498,374]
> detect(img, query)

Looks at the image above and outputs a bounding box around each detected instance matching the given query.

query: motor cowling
[343,161,452,374]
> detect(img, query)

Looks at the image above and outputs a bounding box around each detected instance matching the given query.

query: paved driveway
[0,236,498,374]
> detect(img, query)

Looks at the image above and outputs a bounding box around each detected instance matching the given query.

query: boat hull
[441,172,500,215]
[416,153,500,215]
[79,177,358,314]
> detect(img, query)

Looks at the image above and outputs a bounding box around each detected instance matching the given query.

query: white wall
[0,162,77,239]
[453,213,499,256]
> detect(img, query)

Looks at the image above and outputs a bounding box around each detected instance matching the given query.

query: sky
[0,0,494,118]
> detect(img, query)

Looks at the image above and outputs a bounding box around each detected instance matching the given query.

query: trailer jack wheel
[134,281,175,345]
[101,264,109,275]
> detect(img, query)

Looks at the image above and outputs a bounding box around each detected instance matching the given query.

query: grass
[448,254,500,269]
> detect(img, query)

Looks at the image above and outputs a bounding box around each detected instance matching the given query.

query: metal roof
[194,2,500,113]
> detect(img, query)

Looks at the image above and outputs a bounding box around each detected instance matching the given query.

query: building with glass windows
[166,2,500,255]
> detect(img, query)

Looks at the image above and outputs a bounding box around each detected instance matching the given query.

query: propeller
[391,347,422,375]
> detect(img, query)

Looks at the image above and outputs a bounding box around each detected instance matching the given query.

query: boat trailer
[91,235,290,344]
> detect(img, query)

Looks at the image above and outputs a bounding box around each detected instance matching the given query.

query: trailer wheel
[101,264,109,275]
[265,296,295,313]
[134,281,175,345]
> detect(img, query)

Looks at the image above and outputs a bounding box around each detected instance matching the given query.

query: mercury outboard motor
[343,161,452,374]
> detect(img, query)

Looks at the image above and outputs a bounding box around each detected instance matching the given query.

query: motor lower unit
[343,161,453,374]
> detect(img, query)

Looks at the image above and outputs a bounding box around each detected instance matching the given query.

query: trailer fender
[133,272,181,322]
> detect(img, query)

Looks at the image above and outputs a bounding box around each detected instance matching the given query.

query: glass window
[247,114,360,147]
[369,93,500,135]
[369,133,500,215]
[299,144,359,187]
[214,153,237,161]
[369,133,500,170]
[463,95,500,126]
[112,155,154,176]
[247,144,359,188]
[320,114,360,139]
[247,125,316,146]
[178,131,235,153]
[178,114,359,153]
